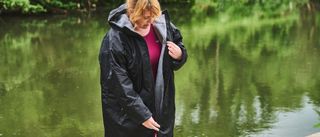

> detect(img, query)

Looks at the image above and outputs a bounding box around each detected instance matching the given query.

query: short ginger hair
[126,0,161,24]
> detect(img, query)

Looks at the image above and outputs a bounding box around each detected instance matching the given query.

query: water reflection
[174,12,320,137]
[0,16,106,137]
[0,12,320,137]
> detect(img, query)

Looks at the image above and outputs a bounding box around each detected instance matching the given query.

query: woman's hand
[167,41,182,61]
[142,117,160,131]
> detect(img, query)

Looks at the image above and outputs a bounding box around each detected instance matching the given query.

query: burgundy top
[143,25,161,80]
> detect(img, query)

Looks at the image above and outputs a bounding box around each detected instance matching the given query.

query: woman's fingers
[153,120,160,128]
[167,41,181,53]
[169,51,176,58]
[167,41,175,46]
[167,43,177,53]
[149,121,160,131]
[147,124,159,131]
[167,41,179,50]
[169,49,178,57]
[169,51,175,56]
[150,117,160,129]
[151,124,160,131]
[142,117,160,131]
[167,41,182,60]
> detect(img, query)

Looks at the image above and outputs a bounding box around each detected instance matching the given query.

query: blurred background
[1,0,320,137]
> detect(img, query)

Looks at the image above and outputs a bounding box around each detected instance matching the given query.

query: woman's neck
[135,24,151,37]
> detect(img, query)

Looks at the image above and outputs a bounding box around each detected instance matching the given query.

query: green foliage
[191,0,310,20]
[46,0,77,10]
[0,0,46,13]
[0,0,95,14]
[0,0,314,15]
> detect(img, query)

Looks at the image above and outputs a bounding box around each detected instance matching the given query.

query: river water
[0,9,320,137]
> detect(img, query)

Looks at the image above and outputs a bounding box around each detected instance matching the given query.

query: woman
[99,0,187,136]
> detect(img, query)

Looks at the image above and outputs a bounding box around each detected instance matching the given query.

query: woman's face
[135,10,154,29]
